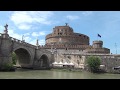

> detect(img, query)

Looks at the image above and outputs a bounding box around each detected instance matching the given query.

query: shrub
[12,52,17,65]
[0,63,14,71]
[3,63,13,70]
[87,56,101,73]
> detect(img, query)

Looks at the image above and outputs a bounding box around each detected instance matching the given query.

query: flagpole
[97,34,101,41]
[97,34,98,41]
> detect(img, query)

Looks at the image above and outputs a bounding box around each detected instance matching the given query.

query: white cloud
[82,11,93,16]
[66,15,79,20]
[9,29,22,40]
[39,39,45,45]
[24,36,32,42]
[10,11,54,30]
[29,39,36,45]
[39,32,45,36]
[32,31,45,37]
[8,29,32,44]
[7,29,46,45]
[32,32,38,37]
[18,24,32,30]
[24,33,30,36]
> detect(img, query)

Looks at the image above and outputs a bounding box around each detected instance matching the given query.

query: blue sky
[0,11,120,54]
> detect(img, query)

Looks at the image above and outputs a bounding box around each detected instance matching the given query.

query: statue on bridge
[65,23,68,26]
[4,24,8,34]
[4,24,8,30]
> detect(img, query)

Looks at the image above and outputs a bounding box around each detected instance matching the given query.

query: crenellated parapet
[41,44,91,50]
[85,40,110,54]
[85,48,110,54]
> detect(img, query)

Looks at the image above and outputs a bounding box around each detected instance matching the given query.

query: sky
[0,11,120,54]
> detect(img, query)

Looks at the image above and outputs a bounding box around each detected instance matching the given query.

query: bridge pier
[0,33,13,66]
[0,56,12,64]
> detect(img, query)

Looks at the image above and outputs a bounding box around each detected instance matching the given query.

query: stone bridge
[0,25,54,69]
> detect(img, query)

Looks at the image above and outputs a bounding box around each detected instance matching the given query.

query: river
[0,69,120,79]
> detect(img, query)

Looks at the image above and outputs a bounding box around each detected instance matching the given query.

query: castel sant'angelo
[39,23,120,71]
[44,23,110,54]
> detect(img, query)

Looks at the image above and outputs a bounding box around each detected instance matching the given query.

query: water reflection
[0,69,120,79]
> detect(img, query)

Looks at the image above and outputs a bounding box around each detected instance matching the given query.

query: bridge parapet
[8,36,36,49]
[0,32,39,49]
[0,33,8,38]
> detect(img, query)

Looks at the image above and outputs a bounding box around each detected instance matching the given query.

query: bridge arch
[12,46,32,68]
[38,54,50,69]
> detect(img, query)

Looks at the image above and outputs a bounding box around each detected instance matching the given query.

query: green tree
[12,52,17,65]
[87,56,101,73]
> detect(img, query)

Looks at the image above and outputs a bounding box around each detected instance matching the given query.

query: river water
[0,69,120,79]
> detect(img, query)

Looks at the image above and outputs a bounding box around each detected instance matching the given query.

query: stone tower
[45,23,89,45]
[92,40,103,48]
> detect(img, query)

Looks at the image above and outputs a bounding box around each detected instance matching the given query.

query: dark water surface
[0,69,120,79]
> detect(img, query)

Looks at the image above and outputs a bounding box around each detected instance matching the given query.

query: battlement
[39,44,91,50]
[85,48,110,54]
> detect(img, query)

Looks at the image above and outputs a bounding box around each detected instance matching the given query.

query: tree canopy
[87,56,101,73]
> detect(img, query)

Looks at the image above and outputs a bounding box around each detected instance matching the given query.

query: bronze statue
[4,24,8,30]
[65,23,68,26]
